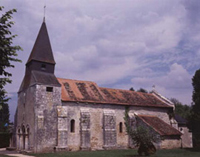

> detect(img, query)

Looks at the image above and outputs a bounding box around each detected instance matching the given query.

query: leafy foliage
[137,88,148,93]
[129,87,135,91]
[170,98,191,121]
[0,95,9,132]
[190,69,200,147]
[0,6,21,131]
[192,69,200,111]
[0,132,10,148]
[124,107,160,155]
[0,6,22,82]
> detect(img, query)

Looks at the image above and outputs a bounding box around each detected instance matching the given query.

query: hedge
[0,132,10,148]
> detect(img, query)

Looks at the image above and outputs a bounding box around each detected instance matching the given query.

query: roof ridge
[57,77,97,84]
[100,87,155,96]
[137,114,156,118]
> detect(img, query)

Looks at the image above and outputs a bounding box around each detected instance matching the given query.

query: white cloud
[130,63,192,104]
[1,0,199,120]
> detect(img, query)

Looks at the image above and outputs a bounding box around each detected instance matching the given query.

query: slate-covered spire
[19,21,60,92]
[26,21,55,65]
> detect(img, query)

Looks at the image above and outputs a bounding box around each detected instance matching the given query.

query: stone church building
[13,20,192,153]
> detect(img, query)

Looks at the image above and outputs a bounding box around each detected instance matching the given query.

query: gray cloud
[1,0,199,122]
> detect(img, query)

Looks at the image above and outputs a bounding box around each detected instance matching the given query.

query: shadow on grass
[184,147,200,152]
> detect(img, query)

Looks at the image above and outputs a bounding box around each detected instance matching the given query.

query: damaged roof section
[58,78,105,102]
[137,115,182,136]
[57,78,172,108]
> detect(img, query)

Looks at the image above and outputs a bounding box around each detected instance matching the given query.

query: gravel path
[0,148,35,157]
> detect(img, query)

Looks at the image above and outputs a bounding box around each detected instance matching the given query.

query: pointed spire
[26,21,55,65]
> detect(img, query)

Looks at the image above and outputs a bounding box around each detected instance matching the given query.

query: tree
[170,98,191,121]
[191,69,200,147]
[124,107,160,156]
[0,6,22,131]
[129,87,135,91]
[137,88,148,93]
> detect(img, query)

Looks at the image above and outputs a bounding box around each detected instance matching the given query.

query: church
[13,19,192,153]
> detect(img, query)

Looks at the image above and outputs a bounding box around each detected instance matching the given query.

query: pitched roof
[19,71,60,92]
[32,71,60,87]
[174,114,187,125]
[57,78,172,108]
[137,115,182,136]
[26,22,55,65]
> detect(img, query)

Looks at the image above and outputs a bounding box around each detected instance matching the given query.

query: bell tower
[19,20,58,92]
[16,20,61,152]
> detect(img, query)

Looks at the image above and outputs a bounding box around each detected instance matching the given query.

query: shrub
[0,132,10,148]
[124,108,160,156]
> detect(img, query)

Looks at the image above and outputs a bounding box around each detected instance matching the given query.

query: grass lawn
[32,148,200,157]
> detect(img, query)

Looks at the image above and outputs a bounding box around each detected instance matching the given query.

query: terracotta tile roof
[137,115,182,136]
[57,78,172,108]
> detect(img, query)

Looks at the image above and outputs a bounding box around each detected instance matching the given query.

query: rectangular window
[41,64,46,70]
[46,87,53,92]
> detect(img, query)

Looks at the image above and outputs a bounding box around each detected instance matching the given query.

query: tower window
[70,119,75,133]
[41,64,46,70]
[119,122,123,133]
[46,87,53,92]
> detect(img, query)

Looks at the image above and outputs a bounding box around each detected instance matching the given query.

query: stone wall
[61,102,171,150]
[160,137,181,149]
[80,110,90,150]
[34,85,61,152]
[178,126,193,148]
[16,85,36,151]
[103,110,116,148]
[57,106,68,150]
[16,87,180,153]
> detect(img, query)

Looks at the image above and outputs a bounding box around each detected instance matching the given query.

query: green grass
[32,148,200,157]
[152,148,200,157]
[0,155,14,157]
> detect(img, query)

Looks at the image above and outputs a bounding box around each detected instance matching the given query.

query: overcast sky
[1,0,199,121]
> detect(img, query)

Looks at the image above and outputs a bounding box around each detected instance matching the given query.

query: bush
[124,107,160,156]
[0,132,10,148]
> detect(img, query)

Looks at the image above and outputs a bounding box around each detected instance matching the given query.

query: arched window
[26,127,30,150]
[18,128,21,134]
[27,127,30,135]
[22,125,26,149]
[70,119,75,133]
[22,125,25,134]
[119,122,123,133]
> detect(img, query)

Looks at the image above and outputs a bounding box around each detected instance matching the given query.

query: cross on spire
[43,3,46,22]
